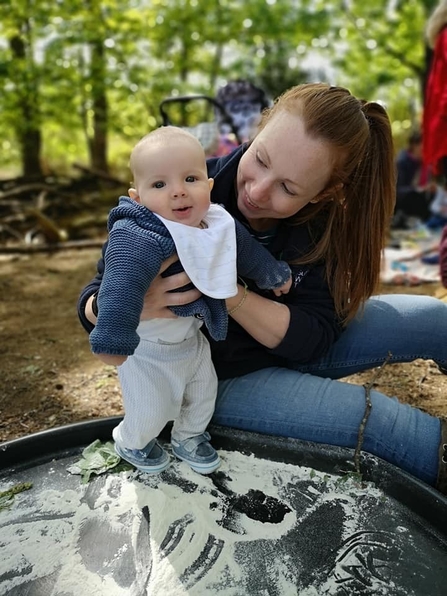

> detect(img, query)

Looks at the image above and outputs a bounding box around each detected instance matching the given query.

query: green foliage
[67,439,131,483]
[330,0,431,128]
[0,0,433,175]
[0,482,33,512]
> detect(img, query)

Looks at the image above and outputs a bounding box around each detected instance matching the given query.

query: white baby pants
[113,330,218,450]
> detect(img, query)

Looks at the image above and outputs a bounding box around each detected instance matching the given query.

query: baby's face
[131,138,213,227]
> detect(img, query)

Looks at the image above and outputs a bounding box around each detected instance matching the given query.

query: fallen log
[0,238,105,254]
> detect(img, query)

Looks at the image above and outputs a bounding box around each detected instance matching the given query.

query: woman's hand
[140,253,201,320]
[95,353,128,366]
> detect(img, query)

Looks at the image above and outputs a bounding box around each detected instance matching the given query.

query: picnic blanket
[381,227,442,285]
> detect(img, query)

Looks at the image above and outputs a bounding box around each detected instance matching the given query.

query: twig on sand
[354,352,393,475]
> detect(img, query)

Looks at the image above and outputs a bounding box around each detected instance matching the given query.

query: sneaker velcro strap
[176,432,211,453]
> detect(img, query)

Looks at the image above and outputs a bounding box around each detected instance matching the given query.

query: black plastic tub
[1,417,446,595]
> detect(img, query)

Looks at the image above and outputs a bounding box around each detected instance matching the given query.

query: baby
[89,126,291,475]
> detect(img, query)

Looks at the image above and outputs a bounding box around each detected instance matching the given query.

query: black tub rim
[1,416,446,534]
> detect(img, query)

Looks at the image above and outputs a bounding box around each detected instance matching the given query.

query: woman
[78,83,447,495]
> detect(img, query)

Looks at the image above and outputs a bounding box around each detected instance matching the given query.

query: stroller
[159,80,270,157]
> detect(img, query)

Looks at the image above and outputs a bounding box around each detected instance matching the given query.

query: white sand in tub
[0,450,394,596]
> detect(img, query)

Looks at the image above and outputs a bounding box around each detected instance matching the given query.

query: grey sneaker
[114,438,170,474]
[171,431,220,474]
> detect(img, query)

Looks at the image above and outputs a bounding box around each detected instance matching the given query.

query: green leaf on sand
[67,439,131,483]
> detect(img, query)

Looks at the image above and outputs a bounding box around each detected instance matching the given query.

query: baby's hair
[130,126,204,176]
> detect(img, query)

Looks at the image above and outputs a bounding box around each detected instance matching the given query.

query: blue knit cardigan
[89,197,291,356]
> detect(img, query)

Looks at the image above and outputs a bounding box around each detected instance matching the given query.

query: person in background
[439,225,447,287]
[423,0,447,230]
[214,80,270,156]
[393,131,433,228]
[79,83,447,496]
[89,126,291,476]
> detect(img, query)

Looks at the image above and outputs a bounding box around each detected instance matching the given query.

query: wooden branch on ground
[0,170,125,248]
[0,238,106,254]
[0,183,58,200]
[354,352,393,475]
[72,163,127,186]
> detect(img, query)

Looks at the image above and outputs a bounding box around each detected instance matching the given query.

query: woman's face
[236,111,336,230]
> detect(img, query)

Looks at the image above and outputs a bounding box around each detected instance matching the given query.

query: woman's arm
[78,243,106,333]
[226,284,290,349]
[85,294,98,326]
[226,264,342,363]
[78,247,340,364]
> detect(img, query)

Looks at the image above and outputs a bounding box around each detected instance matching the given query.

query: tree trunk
[89,40,109,174]
[9,32,44,178]
[21,107,43,177]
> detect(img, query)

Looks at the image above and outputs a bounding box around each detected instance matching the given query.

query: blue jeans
[214,295,446,486]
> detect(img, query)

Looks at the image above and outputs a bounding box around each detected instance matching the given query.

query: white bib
[155,204,238,299]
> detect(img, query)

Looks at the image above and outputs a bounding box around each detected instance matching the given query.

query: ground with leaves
[0,248,446,444]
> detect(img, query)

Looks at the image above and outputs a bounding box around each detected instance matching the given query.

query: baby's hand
[95,353,128,366]
[273,276,292,296]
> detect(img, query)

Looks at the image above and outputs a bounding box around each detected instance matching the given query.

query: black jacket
[78,145,343,379]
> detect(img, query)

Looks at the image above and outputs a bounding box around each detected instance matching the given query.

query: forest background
[0,0,441,180]
[2,0,447,443]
